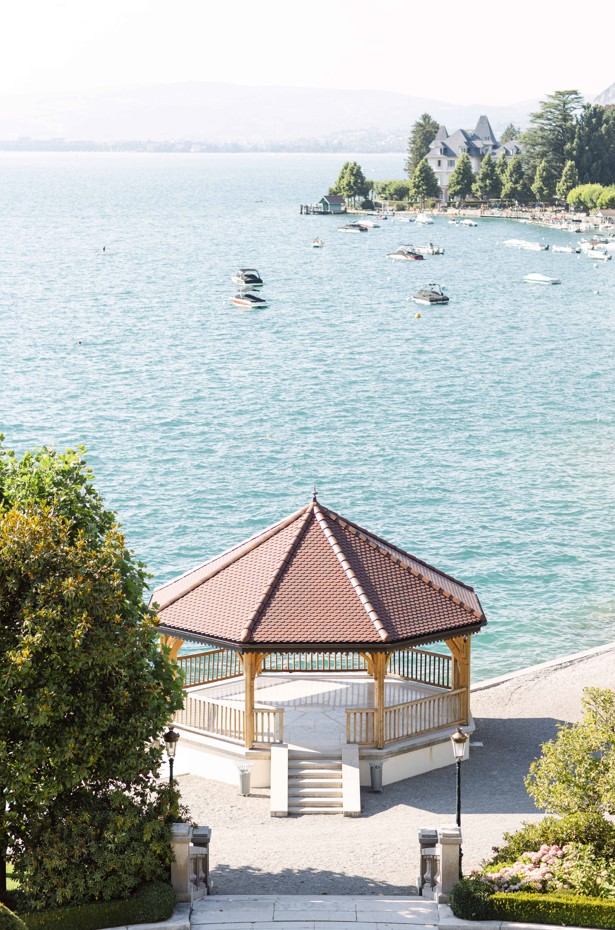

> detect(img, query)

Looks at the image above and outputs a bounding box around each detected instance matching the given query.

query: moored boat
[311,237,324,248]
[338,222,368,233]
[504,239,549,251]
[413,283,449,305]
[388,246,425,261]
[523,273,561,285]
[412,242,445,255]
[231,292,268,308]
[415,212,434,225]
[552,245,580,253]
[459,218,478,227]
[231,268,264,287]
[586,248,611,261]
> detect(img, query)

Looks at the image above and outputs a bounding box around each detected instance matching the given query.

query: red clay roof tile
[152,500,486,647]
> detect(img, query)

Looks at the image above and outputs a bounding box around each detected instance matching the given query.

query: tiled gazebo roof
[152,500,486,649]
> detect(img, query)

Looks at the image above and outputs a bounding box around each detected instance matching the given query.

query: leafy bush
[491,813,615,865]
[489,891,615,928]
[0,903,27,930]
[20,881,175,930]
[12,789,174,910]
[449,877,494,920]
[483,842,615,899]
[450,880,615,928]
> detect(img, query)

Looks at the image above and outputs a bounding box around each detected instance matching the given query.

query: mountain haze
[0,82,537,147]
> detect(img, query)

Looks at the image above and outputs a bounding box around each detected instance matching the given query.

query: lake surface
[1,152,613,679]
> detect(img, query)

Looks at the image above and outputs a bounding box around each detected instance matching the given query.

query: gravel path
[178,642,615,896]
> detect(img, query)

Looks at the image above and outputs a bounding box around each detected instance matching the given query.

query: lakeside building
[426,115,521,202]
[154,498,486,815]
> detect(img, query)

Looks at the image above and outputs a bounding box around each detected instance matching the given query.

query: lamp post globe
[163,725,180,793]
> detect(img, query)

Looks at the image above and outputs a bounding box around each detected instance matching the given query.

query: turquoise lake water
[1,152,613,679]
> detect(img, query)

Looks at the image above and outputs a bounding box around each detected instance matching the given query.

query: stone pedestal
[437,824,462,902]
[171,823,193,903]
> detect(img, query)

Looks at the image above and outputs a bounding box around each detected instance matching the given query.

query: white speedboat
[397,216,415,223]
[459,218,477,227]
[415,212,434,225]
[311,237,324,248]
[388,246,424,261]
[586,249,611,261]
[356,219,380,228]
[338,222,368,233]
[231,268,264,287]
[504,239,549,251]
[552,245,580,253]
[413,242,445,255]
[231,292,268,308]
[523,273,561,285]
[413,284,449,305]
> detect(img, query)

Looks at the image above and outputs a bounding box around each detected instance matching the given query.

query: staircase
[287,750,344,814]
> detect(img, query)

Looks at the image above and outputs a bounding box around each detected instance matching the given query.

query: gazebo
[153,498,486,811]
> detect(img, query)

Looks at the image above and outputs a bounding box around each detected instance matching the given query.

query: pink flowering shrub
[479,843,615,899]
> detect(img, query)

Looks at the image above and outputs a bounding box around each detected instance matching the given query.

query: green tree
[374,180,411,201]
[447,153,475,202]
[597,184,615,209]
[499,122,521,144]
[405,113,440,177]
[330,160,370,205]
[472,153,501,200]
[0,442,184,908]
[408,159,440,206]
[522,89,584,175]
[567,183,604,211]
[496,153,509,186]
[532,159,557,203]
[570,104,615,185]
[525,688,615,815]
[556,160,579,202]
[501,155,531,203]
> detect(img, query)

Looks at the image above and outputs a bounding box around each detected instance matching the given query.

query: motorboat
[397,216,415,223]
[415,213,434,225]
[231,268,264,288]
[388,246,424,261]
[504,239,549,251]
[413,284,449,305]
[231,292,268,308]
[523,273,561,285]
[552,245,580,253]
[311,237,324,248]
[459,218,477,227]
[412,242,445,255]
[338,222,368,232]
[356,219,380,228]
[586,249,611,261]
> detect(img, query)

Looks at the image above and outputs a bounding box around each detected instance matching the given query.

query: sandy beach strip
[177,641,615,896]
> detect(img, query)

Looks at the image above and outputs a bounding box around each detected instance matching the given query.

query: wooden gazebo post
[367,650,391,749]
[243,652,256,749]
[445,635,471,724]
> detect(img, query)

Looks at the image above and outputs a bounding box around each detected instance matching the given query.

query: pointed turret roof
[152,501,486,649]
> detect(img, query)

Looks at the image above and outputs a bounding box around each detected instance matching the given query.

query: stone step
[288,768,342,779]
[288,794,343,807]
[288,803,344,814]
[288,776,343,788]
[288,786,343,798]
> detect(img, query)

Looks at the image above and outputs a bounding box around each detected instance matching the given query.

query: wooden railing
[346,708,376,746]
[175,694,245,743]
[384,688,464,742]
[387,648,451,689]
[177,649,242,687]
[263,651,368,673]
[174,694,284,745]
[346,688,465,747]
[254,706,284,744]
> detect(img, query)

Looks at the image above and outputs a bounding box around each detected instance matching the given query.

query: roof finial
[312,486,318,502]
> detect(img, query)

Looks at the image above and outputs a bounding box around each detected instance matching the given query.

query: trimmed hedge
[20,882,175,930]
[0,903,27,930]
[450,878,615,929]
[490,891,615,928]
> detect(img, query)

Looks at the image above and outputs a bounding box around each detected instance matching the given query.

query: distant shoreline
[0,144,408,155]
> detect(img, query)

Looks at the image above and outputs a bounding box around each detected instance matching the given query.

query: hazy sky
[2,0,612,105]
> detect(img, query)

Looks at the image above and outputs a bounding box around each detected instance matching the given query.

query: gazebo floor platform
[187,673,446,751]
